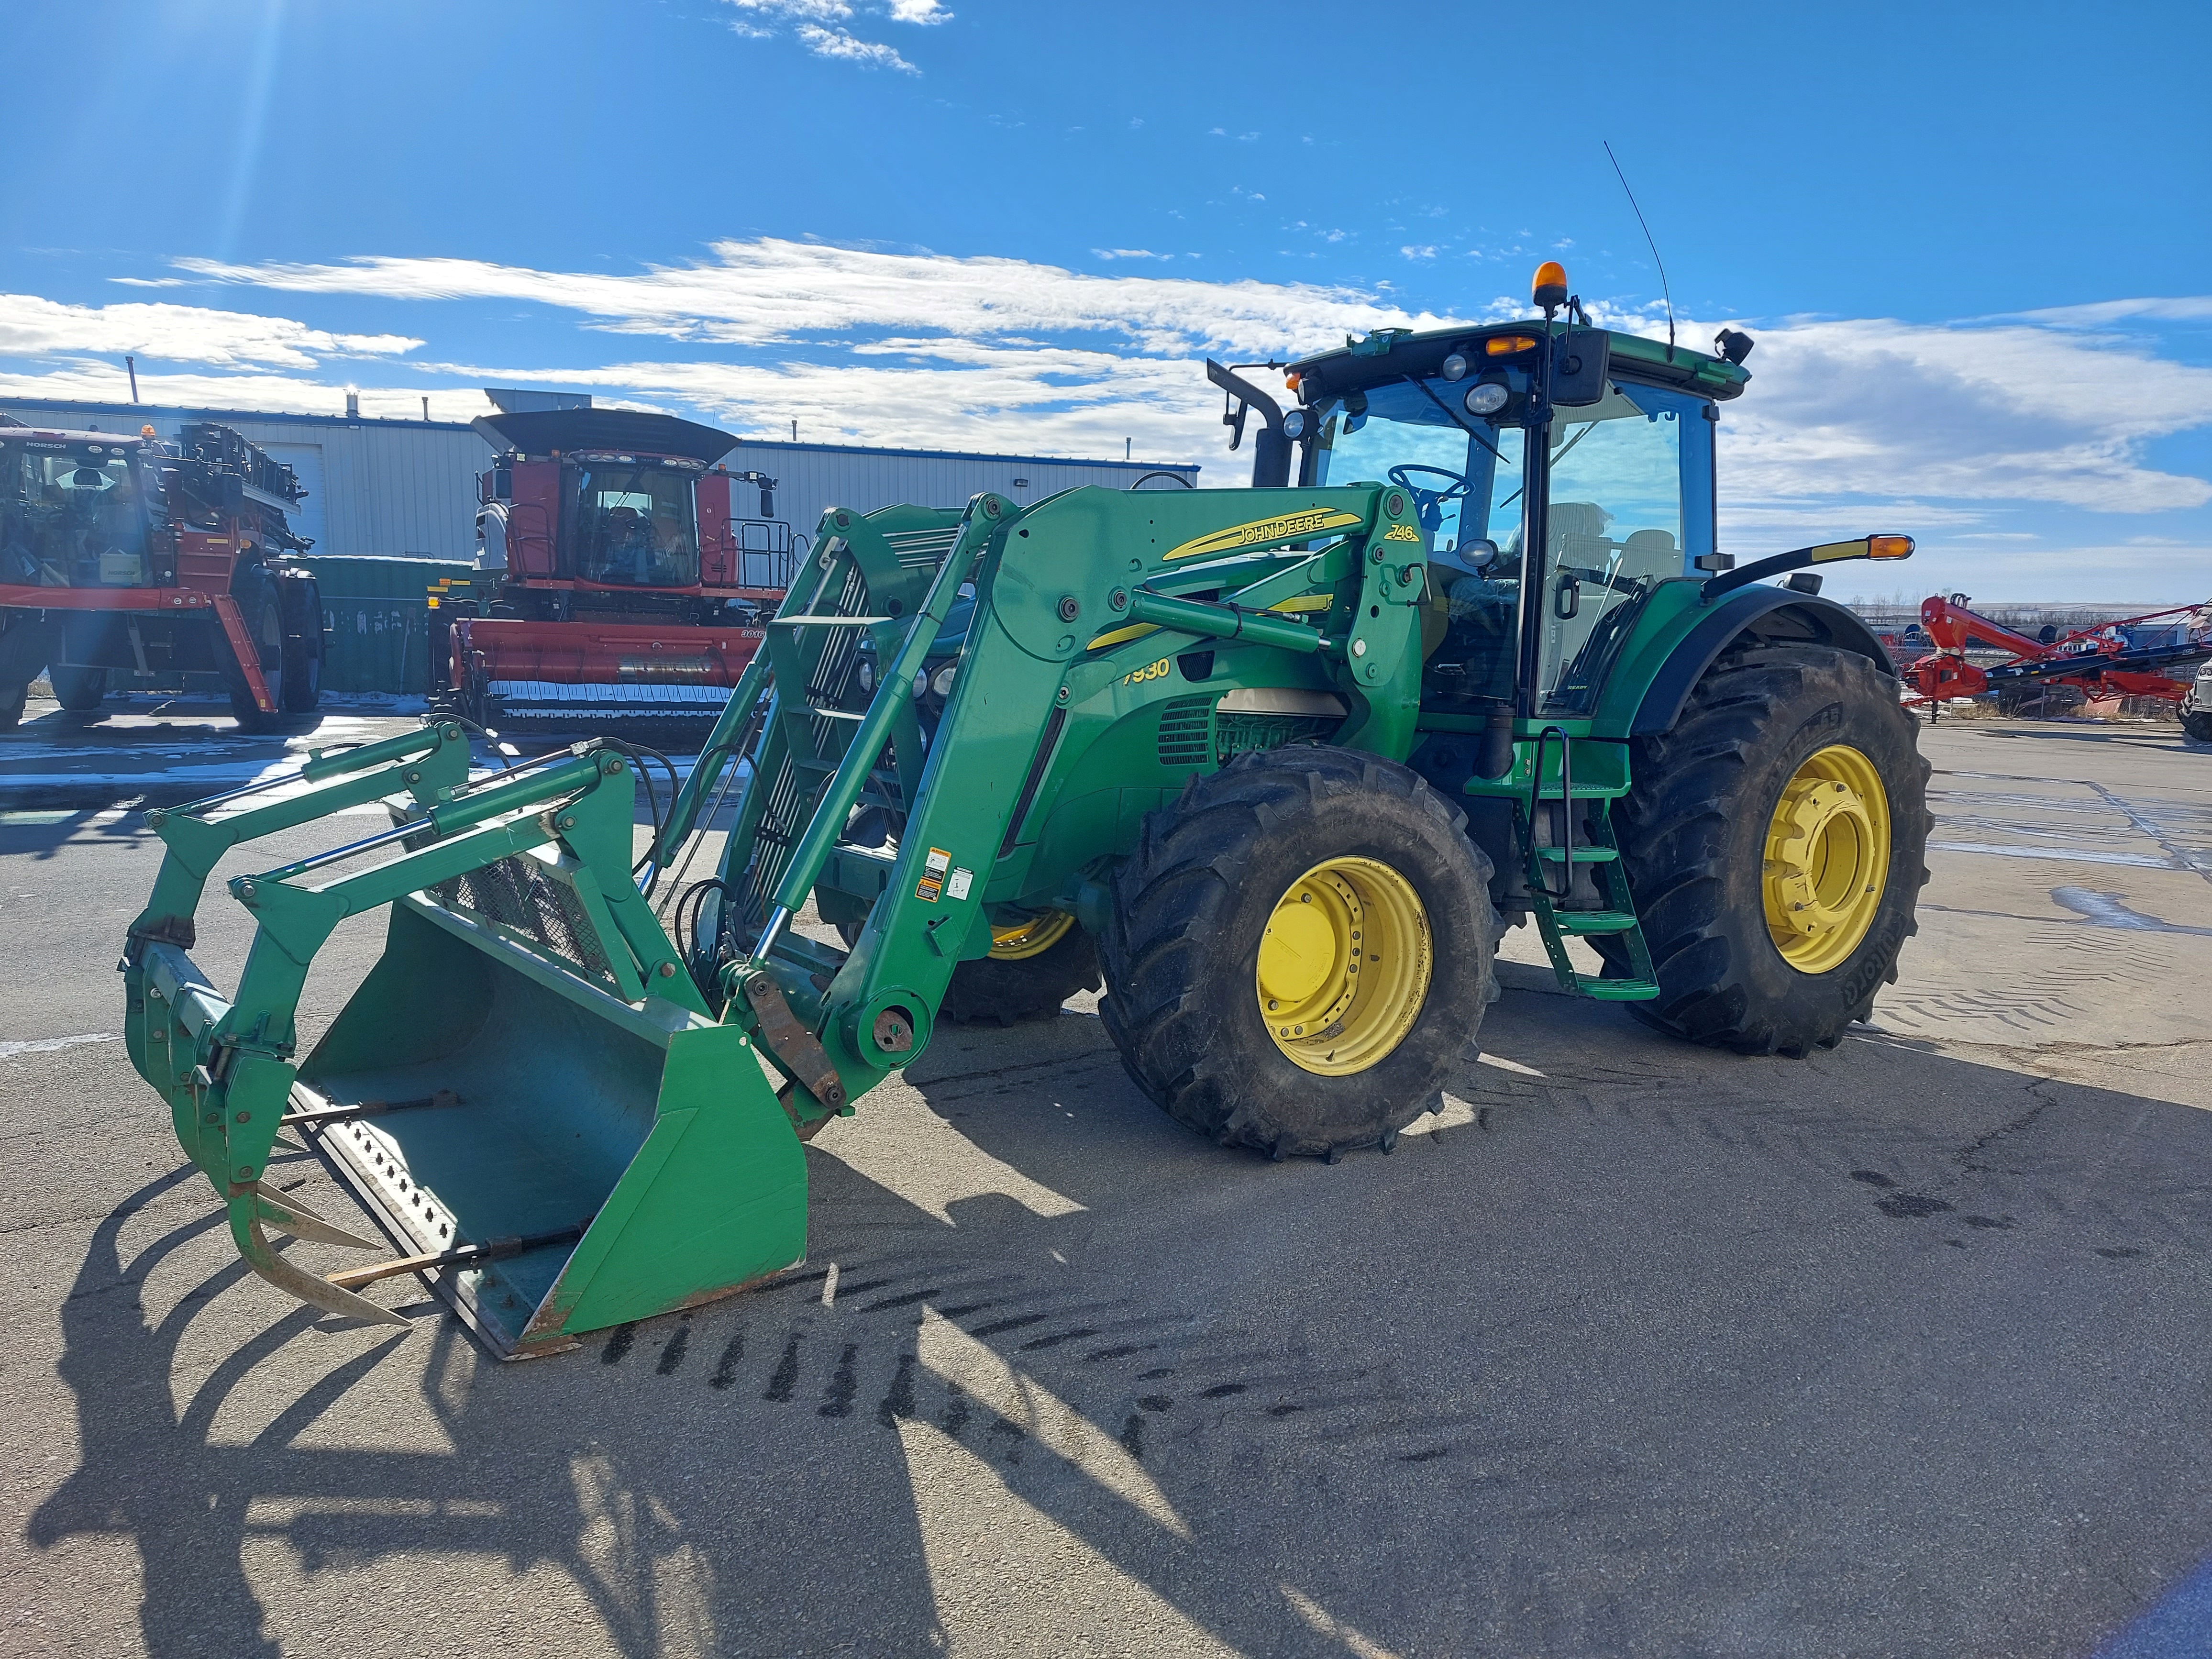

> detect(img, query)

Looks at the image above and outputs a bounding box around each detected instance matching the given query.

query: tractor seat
[1548,501,1611,546]
[1619,527,1679,569]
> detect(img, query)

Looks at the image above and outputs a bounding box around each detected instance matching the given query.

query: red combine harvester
[0,416,319,731]
[433,407,795,740]
[1902,593,2212,714]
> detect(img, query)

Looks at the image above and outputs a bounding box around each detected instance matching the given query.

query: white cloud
[3,241,2202,572]
[1400,245,1438,260]
[169,239,1460,359]
[0,293,419,369]
[724,0,853,20]
[796,24,917,71]
[0,359,491,423]
[2004,296,2212,328]
[721,0,935,70]
[1707,313,2212,512]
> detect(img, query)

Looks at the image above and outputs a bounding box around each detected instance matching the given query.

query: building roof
[718,436,1202,473]
[0,395,474,433]
[0,396,1206,471]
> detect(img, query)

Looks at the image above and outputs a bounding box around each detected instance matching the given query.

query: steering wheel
[1386,464,1471,534]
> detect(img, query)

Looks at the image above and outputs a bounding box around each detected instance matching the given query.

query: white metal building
[0,394,1204,564]
[717,439,1201,552]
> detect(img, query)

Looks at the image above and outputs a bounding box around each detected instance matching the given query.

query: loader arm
[696,480,1429,1127]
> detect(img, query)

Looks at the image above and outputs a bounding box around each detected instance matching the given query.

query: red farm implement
[1902,594,2212,715]
[0,418,318,731]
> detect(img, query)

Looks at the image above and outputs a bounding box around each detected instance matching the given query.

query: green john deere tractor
[122,260,1929,1356]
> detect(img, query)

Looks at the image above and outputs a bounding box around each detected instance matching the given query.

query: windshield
[573,462,699,586]
[1312,381,1520,564]
[1312,375,1708,713]
[1312,384,1528,707]
[0,441,151,588]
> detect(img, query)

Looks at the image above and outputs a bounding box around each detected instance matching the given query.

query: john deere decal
[1161,508,1366,562]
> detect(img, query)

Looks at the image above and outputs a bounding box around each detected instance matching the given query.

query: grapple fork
[123,720,806,1356]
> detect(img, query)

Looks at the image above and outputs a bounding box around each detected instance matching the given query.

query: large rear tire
[49,665,108,710]
[1606,644,1930,1055]
[938,911,1103,1026]
[1099,746,1496,1159]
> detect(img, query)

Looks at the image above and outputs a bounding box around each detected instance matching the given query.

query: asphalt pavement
[4,691,2211,1658]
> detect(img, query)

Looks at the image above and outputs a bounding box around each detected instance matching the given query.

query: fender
[1627,587,1894,737]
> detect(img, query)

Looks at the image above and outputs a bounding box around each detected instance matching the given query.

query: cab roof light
[1485,334,1539,356]
[1531,261,1569,314]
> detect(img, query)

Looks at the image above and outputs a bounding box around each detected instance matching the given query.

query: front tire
[938,911,1103,1026]
[0,681,26,730]
[1609,644,1930,1055]
[1100,746,1496,1159]
[2184,708,2212,744]
[49,665,108,710]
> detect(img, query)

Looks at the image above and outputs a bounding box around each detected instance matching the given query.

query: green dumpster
[299,556,474,695]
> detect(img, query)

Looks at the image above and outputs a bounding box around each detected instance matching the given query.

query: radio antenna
[1604,140,1675,361]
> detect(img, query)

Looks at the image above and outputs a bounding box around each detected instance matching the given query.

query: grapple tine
[229,1198,410,1327]
[250,1182,379,1250]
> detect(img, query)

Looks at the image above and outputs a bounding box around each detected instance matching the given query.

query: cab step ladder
[1514,725,1660,1002]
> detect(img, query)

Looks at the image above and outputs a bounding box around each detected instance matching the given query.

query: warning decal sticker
[916,845,952,903]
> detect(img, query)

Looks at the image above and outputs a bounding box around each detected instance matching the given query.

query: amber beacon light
[1531,261,1569,312]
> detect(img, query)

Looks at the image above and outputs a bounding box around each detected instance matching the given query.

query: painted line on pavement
[1927,839,2180,869]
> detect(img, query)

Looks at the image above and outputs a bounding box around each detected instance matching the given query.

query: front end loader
[122,261,1931,1353]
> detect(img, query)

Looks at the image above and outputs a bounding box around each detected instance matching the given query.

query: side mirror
[1550,329,1611,407]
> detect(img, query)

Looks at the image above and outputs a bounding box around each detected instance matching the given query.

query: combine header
[432,408,795,740]
[1902,594,2212,715]
[123,261,1936,1357]
[0,417,319,730]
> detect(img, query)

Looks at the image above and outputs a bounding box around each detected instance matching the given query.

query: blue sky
[3,0,2208,601]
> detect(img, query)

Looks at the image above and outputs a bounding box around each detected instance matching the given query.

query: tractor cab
[0,430,154,589]
[1279,305,1747,722]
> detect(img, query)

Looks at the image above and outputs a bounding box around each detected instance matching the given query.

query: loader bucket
[122,726,808,1358]
[292,898,806,1358]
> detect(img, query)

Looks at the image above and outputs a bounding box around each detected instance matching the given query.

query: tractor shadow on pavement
[28,984,2212,1657]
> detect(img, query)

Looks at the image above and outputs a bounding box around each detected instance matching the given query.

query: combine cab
[0,418,319,730]
[433,408,796,741]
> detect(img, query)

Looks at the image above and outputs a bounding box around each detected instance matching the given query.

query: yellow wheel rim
[1762,743,1891,974]
[988,909,1076,961]
[1255,855,1432,1076]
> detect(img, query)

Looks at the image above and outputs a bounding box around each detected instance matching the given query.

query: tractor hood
[1288,321,1751,408]
[471,408,738,465]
